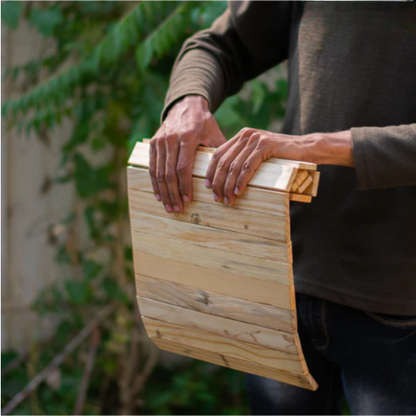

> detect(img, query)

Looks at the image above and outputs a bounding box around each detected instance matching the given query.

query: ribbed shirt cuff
[351,127,373,190]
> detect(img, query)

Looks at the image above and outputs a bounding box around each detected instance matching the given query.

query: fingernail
[155,194,161,201]
[213,193,218,201]
[234,187,239,195]
[183,195,190,203]
[165,204,172,213]
[224,197,229,205]
[205,180,211,188]
[174,205,180,212]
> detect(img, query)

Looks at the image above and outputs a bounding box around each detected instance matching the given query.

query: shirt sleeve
[162,1,294,120]
[351,124,416,189]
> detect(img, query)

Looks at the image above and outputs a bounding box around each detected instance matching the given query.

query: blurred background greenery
[1,1,288,414]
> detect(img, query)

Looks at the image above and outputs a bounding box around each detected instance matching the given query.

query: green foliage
[1,1,23,29]
[2,1,287,414]
[29,6,64,37]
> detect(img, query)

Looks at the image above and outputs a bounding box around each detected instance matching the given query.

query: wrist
[169,95,209,116]
[308,130,354,167]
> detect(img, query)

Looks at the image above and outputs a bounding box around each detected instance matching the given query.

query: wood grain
[291,170,308,192]
[151,337,318,390]
[127,167,289,217]
[139,297,298,353]
[133,230,292,285]
[130,212,291,263]
[143,318,307,374]
[129,187,290,242]
[297,176,313,194]
[289,194,312,203]
[136,275,296,333]
[134,255,294,309]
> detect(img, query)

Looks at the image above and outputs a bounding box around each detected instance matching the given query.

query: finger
[205,138,236,189]
[156,139,173,213]
[205,127,255,189]
[211,139,251,203]
[235,150,264,197]
[165,135,183,212]
[223,142,257,206]
[176,139,198,203]
[149,139,161,201]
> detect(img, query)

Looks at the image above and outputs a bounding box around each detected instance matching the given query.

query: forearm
[301,131,354,167]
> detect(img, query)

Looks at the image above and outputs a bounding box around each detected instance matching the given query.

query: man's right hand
[149,95,226,213]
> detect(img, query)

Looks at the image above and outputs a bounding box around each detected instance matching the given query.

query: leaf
[65,280,92,305]
[1,1,23,29]
[136,3,190,72]
[102,276,127,302]
[82,259,103,280]
[73,153,113,199]
[29,8,64,37]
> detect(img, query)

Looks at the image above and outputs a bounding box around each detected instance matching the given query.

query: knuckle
[212,151,221,161]
[165,133,177,144]
[228,161,239,174]
[217,157,228,171]
[176,163,190,175]
[179,130,194,140]
[242,161,252,172]
[165,170,177,182]
[156,172,165,182]
[241,127,253,136]
[149,168,156,178]
[248,133,260,145]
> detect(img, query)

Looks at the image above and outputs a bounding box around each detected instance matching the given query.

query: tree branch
[1,303,116,416]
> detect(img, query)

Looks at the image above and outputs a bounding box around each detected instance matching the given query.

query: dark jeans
[246,293,416,415]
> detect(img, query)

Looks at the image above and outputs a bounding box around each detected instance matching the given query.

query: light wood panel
[128,140,319,391]
[135,276,296,333]
[129,187,290,242]
[130,211,291,263]
[132,230,291,285]
[139,297,297,353]
[127,167,289,217]
[152,337,318,391]
[143,318,307,374]
[134,252,294,309]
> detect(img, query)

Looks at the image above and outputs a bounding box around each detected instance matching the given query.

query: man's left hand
[205,127,354,206]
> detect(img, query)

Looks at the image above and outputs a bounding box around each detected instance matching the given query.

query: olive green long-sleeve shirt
[163,2,416,315]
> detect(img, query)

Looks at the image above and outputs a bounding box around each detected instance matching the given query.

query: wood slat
[138,140,317,172]
[151,337,318,390]
[138,297,298,354]
[136,275,296,333]
[134,252,295,309]
[130,212,291,263]
[129,142,299,193]
[291,170,309,192]
[289,194,312,203]
[143,318,307,374]
[129,187,290,242]
[127,167,289,217]
[132,230,291,285]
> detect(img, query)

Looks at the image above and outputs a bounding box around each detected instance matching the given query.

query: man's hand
[149,96,226,213]
[205,127,353,206]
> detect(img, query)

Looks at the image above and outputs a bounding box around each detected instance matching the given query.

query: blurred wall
[2,23,73,352]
